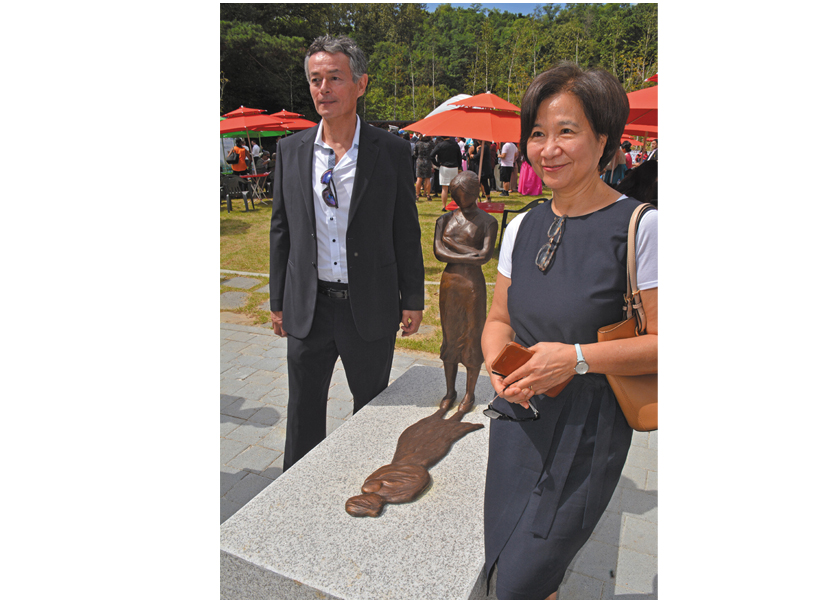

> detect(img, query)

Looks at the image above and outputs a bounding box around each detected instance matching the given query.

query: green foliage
[220,20,309,116]
[220,3,657,119]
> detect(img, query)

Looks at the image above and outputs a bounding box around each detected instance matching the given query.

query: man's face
[651,140,658,150]
[307,51,368,122]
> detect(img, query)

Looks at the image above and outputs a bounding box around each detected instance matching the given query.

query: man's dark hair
[304,35,368,83]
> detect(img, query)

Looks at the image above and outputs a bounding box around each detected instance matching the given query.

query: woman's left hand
[501,342,576,397]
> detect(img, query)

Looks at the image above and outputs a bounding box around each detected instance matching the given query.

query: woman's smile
[527,92,607,194]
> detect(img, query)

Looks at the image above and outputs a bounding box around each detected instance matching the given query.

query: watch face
[575,361,589,375]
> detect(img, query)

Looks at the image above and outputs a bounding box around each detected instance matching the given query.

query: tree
[219,3,658,121]
[220,20,308,116]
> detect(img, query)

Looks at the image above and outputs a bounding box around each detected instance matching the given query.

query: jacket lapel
[293,127,317,234]
[349,121,378,225]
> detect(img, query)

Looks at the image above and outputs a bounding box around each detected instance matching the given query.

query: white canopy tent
[424,94,471,119]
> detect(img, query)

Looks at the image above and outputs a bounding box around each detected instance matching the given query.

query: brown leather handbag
[597,203,657,431]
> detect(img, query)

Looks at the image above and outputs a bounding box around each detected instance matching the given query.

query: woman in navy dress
[480,63,658,600]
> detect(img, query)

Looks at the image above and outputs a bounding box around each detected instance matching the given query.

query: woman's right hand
[489,370,536,410]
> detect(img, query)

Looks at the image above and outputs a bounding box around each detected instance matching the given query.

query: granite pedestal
[221,366,495,600]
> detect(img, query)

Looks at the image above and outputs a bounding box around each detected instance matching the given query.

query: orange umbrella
[450,92,520,112]
[406,107,520,200]
[436,92,522,182]
[406,106,520,142]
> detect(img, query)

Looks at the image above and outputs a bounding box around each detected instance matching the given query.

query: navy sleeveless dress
[484,198,643,600]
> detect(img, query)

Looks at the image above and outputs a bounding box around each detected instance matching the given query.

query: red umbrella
[270,109,303,119]
[620,135,644,147]
[220,114,289,135]
[450,92,520,113]
[626,85,657,128]
[221,113,291,172]
[624,85,658,152]
[269,114,317,131]
[223,106,266,118]
[645,73,658,83]
[623,123,658,136]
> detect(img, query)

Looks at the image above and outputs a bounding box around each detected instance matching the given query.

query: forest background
[220,3,658,121]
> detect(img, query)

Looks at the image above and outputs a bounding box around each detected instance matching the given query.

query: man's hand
[400,310,423,337]
[270,310,287,337]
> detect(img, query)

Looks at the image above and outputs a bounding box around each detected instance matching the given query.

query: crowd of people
[404,132,524,209]
[224,138,278,196]
[226,139,276,175]
[225,127,657,211]
[383,128,658,210]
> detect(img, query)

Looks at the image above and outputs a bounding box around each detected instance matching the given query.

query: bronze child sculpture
[433,170,498,413]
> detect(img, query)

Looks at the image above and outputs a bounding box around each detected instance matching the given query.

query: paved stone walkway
[220,320,658,598]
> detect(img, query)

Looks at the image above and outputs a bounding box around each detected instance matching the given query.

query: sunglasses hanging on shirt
[320,151,338,208]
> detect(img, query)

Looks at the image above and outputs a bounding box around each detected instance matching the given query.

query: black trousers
[283,290,397,471]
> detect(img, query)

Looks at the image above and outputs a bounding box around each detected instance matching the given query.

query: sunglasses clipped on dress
[535,214,567,272]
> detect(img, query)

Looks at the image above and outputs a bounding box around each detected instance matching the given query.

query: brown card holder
[490,341,571,397]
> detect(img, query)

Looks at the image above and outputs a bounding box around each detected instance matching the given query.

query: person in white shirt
[498,141,518,196]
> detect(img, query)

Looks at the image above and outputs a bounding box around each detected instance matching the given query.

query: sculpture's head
[345,492,386,517]
[450,171,480,210]
[345,463,431,517]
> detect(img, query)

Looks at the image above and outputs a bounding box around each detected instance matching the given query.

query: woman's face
[526,92,607,193]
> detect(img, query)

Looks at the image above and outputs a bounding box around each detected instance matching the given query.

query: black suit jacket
[269,120,425,342]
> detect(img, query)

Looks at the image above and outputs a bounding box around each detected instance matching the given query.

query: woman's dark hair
[519,62,630,172]
[621,141,632,151]
[615,159,657,206]
[235,138,244,147]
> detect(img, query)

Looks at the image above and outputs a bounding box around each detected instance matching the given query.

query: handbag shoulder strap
[625,202,654,334]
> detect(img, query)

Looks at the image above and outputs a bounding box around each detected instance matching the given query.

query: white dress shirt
[311,115,361,283]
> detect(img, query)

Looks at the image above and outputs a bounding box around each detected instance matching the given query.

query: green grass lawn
[220,184,549,354]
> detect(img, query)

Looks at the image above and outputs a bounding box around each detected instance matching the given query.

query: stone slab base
[221,365,496,600]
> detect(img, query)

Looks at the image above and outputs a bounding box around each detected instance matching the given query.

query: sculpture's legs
[457,366,480,413]
[439,362,458,410]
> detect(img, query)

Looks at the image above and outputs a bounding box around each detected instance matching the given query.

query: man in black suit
[269,36,425,471]
[646,138,658,161]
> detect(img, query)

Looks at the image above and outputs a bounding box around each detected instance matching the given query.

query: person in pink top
[622,141,633,169]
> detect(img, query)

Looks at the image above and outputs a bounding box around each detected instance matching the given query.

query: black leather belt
[317,282,349,299]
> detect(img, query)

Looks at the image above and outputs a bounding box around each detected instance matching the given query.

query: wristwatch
[574,343,590,375]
